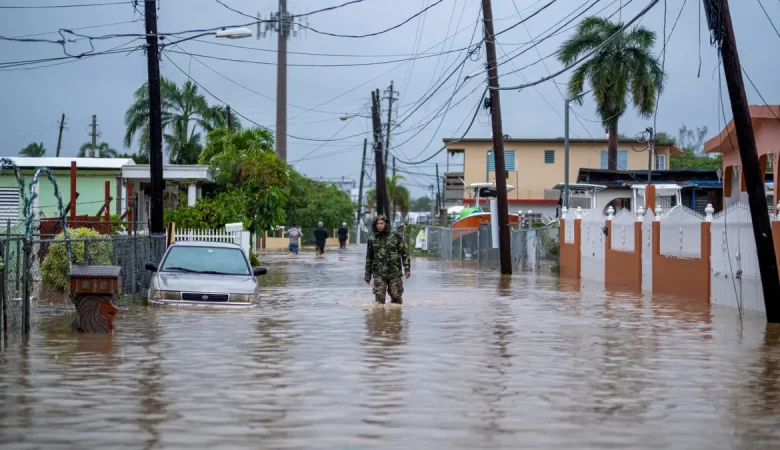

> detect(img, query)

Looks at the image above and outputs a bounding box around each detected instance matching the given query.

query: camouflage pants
[373,277,404,304]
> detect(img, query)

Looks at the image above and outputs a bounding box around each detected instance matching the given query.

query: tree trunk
[608,119,619,171]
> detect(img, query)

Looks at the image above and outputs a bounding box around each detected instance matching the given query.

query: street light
[164,27,254,46]
[339,114,372,121]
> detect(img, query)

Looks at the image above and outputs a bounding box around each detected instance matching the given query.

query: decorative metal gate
[710,204,765,312]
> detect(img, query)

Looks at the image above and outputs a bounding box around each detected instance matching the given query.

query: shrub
[41,228,113,293]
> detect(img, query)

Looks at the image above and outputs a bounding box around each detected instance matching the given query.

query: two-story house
[443,137,681,217]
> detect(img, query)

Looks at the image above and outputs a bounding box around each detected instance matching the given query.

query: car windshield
[160,246,250,275]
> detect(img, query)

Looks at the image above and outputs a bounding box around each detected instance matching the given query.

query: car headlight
[229,293,256,303]
[153,291,181,300]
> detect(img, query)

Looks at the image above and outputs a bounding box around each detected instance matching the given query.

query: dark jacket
[313,227,328,245]
[337,227,349,241]
[364,215,410,282]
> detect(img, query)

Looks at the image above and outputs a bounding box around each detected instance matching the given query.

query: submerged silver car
[145,241,267,308]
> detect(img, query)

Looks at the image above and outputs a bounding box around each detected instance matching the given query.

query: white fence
[611,209,637,253]
[659,205,704,259]
[172,228,252,257]
[580,209,606,285]
[710,204,765,312]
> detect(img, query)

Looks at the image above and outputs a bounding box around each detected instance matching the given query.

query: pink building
[704,105,779,209]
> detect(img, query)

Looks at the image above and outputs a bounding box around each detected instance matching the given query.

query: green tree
[198,127,274,165]
[124,78,241,163]
[412,196,431,212]
[19,142,46,157]
[366,175,411,221]
[285,171,354,229]
[670,150,722,170]
[558,17,665,170]
[388,174,411,220]
[78,142,118,158]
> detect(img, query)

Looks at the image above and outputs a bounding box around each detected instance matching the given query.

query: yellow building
[443,137,681,216]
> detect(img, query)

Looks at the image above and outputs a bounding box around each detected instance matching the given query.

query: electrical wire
[216,0,446,39]
[0,1,130,8]
[757,0,780,40]
[493,0,661,91]
[163,52,372,143]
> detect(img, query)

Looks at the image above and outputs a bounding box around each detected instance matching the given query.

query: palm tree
[558,17,664,170]
[124,78,241,163]
[366,175,411,222]
[78,142,118,158]
[387,174,411,222]
[19,142,46,157]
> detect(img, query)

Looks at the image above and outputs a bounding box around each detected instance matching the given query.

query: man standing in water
[364,215,411,304]
[337,222,349,249]
[285,225,302,256]
[314,221,328,257]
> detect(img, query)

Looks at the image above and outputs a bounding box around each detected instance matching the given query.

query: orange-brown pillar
[645,184,656,214]
[104,181,111,222]
[604,220,642,291]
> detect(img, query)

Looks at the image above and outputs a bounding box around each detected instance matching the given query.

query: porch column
[188,183,197,207]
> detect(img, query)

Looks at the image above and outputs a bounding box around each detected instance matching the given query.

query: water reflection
[0,250,779,449]
[360,305,407,433]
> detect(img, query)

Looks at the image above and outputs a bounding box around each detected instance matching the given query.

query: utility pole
[55,113,65,157]
[704,0,780,322]
[357,138,367,242]
[646,126,654,184]
[145,0,164,235]
[91,115,97,157]
[371,90,389,217]
[259,0,304,162]
[481,0,512,275]
[563,92,587,208]
[226,105,232,131]
[392,157,396,178]
[384,80,398,168]
[436,163,441,212]
[429,185,436,225]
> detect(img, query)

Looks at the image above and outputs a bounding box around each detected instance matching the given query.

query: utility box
[69,265,123,295]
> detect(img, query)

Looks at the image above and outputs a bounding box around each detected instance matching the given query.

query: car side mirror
[145,262,158,272]
[253,267,268,276]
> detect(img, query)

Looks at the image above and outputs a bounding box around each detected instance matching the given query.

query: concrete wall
[559,218,580,279]
[651,221,711,302]
[451,140,674,200]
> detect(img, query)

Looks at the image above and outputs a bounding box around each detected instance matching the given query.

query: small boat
[451,183,521,240]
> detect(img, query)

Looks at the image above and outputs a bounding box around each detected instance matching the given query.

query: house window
[655,153,667,170]
[487,150,516,172]
[600,150,628,170]
[0,187,19,224]
[544,150,555,164]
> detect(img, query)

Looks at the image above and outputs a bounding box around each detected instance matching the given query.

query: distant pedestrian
[364,214,411,304]
[337,222,349,249]
[285,225,302,256]
[314,221,329,257]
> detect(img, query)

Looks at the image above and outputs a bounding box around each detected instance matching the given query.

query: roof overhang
[704,105,780,154]
[4,157,134,170]
[121,164,212,182]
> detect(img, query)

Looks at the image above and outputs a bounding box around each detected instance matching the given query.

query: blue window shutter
[544,150,555,164]
[505,150,516,172]
[618,150,628,170]
[487,150,495,171]
[600,151,608,169]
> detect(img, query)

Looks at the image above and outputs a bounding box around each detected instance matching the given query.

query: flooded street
[2,246,780,449]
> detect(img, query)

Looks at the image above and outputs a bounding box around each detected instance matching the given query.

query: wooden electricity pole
[706,0,780,322]
[55,113,65,157]
[356,138,367,239]
[481,0,513,275]
[145,0,165,234]
[91,115,97,157]
[371,90,389,217]
[226,105,232,131]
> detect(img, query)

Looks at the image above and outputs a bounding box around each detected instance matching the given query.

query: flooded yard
[1,247,779,449]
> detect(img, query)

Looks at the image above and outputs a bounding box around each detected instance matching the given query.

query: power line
[757,0,780,40]
[493,0,661,91]
[0,1,130,9]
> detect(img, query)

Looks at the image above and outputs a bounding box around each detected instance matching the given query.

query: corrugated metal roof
[3,157,134,170]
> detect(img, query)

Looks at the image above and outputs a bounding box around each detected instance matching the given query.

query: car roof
[169,241,243,249]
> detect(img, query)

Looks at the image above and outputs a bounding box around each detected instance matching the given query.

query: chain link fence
[1,233,166,342]
[424,224,560,272]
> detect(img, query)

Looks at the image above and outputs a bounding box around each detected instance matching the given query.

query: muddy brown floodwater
[1,247,780,449]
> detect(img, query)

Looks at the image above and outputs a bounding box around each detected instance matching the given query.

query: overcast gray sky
[2,0,779,196]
